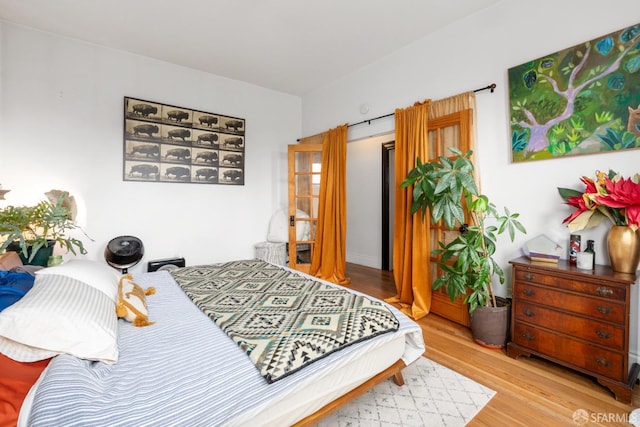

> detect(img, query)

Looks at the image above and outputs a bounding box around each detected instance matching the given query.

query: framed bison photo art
[123,97,245,185]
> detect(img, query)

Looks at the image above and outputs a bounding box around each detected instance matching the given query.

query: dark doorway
[381,141,395,271]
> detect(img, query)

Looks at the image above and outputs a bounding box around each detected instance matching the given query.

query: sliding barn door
[287,144,322,274]
[428,110,473,327]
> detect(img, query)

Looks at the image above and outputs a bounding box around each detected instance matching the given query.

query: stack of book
[523,234,562,263]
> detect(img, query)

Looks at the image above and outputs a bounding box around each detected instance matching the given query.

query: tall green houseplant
[401,148,526,313]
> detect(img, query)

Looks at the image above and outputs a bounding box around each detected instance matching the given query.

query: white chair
[255,209,310,265]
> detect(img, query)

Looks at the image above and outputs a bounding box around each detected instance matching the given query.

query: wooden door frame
[287,144,322,274]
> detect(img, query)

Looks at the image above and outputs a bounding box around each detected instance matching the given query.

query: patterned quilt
[171,260,399,383]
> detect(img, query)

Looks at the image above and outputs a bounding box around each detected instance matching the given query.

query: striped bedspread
[171,260,400,383]
[25,264,424,427]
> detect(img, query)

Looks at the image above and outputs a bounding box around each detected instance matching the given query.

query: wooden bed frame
[293,359,407,426]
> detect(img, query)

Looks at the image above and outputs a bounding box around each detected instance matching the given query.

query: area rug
[316,357,496,427]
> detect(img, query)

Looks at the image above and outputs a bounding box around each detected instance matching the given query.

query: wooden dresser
[507,257,639,403]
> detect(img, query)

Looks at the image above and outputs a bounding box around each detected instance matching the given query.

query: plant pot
[607,226,640,274]
[6,241,55,267]
[470,298,511,349]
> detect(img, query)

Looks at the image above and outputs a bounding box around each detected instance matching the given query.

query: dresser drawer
[513,283,625,324]
[515,270,626,301]
[513,300,624,350]
[513,323,625,381]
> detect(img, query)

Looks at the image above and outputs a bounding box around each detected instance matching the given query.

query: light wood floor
[345,262,640,426]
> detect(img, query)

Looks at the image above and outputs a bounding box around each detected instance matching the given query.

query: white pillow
[0,274,118,363]
[36,259,119,302]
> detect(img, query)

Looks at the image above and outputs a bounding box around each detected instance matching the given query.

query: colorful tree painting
[508,23,640,162]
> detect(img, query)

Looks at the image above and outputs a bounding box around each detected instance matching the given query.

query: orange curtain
[386,100,431,320]
[309,124,350,285]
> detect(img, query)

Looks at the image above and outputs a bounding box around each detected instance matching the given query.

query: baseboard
[346,252,380,269]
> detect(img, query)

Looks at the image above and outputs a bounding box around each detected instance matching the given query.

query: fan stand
[113,264,136,274]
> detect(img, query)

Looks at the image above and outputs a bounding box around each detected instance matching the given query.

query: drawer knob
[596,306,613,315]
[524,272,535,281]
[521,332,535,341]
[595,357,611,367]
[523,309,535,317]
[597,287,613,297]
[596,330,612,339]
[523,289,535,297]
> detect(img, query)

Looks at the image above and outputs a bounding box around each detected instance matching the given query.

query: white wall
[345,132,394,267]
[302,0,640,357]
[0,22,300,273]
[303,0,639,274]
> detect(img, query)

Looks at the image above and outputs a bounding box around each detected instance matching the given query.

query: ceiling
[0,0,500,96]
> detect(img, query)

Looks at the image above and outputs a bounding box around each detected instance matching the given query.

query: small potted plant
[401,148,526,347]
[0,190,89,266]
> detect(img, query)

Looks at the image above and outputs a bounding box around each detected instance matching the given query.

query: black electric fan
[104,235,144,273]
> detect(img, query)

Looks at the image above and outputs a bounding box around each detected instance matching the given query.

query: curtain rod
[347,83,496,129]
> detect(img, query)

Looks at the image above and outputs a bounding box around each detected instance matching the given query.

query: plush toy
[116,274,155,327]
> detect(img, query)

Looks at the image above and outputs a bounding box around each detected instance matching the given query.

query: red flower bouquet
[558,170,640,232]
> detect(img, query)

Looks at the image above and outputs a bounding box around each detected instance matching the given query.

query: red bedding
[0,354,50,427]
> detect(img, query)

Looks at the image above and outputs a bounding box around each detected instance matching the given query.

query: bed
[0,259,424,426]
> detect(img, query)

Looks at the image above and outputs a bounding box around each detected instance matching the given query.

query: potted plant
[401,148,526,348]
[0,190,89,266]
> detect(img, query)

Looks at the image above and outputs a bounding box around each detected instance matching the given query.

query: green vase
[607,226,640,274]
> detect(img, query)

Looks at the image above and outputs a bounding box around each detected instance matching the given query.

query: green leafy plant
[548,140,574,156]
[595,111,614,124]
[511,130,528,152]
[551,124,566,136]
[597,127,638,150]
[570,117,585,130]
[567,129,582,142]
[401,148,526,313]
[0,191,89,263]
